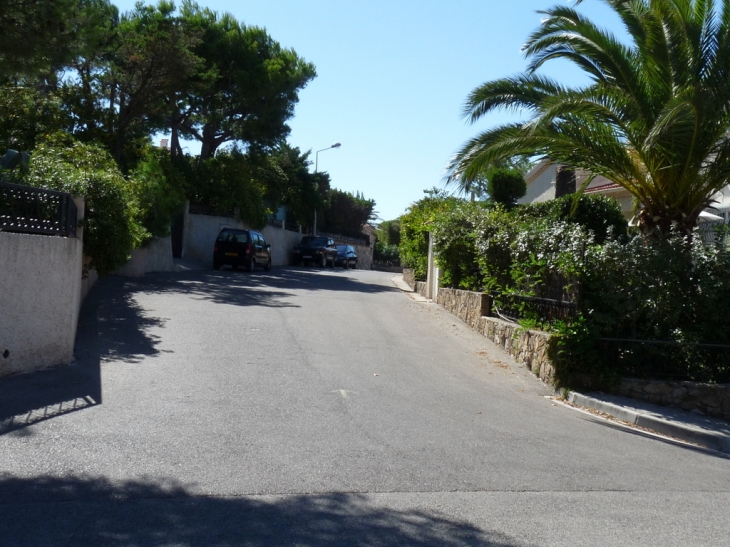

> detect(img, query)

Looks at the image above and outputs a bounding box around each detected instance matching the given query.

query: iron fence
[598,338,730,383]
[0,180,77,237]
[489,292,578,324]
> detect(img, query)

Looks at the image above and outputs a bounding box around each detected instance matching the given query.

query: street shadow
[0,268,398,436]
[0,276,163,435]
[134,266,399,308]
[0,475,529,547]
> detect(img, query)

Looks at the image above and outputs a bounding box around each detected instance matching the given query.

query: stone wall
[618,379,730,421]
[402,268,416,290]
[436,288,555,384]
[415,281,428,298]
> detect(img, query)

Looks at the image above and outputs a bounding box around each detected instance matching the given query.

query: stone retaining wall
[402,268,416,290]
[415,281,428,298]
[618,379,730,421]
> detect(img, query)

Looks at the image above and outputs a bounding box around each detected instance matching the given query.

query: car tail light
[246,244,253,254]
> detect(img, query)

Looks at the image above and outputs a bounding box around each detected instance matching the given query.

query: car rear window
[301,237,328,246]
[217,229,249,243]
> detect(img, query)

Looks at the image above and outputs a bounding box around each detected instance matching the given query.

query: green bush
[516,194,628,244]
[374,241,400,265]
[431,201,483,290]
[21,138,142,275]
[129,148,186,243]
[486,168,526,206]
[399,188,460,280]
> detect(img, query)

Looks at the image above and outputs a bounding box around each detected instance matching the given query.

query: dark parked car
[335,245,358,269]
[213,228,271,272]
[292,236,337,267]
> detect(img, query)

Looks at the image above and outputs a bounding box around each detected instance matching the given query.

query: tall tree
[0,0,85,80]
[106,1,202,168]
[446,0,730,238]
[174,2,316,159]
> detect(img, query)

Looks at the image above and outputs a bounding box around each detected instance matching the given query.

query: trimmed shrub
[486,168,526,206]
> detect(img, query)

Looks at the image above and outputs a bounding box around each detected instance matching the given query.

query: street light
[313,142,341,236]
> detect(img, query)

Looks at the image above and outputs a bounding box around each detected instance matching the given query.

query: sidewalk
[390,275,730,455]
[566,391,730,454]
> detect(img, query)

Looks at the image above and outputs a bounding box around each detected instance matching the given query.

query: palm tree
[445,0,730,238]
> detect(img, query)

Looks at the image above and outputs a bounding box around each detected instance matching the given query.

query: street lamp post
[313,142,341,236]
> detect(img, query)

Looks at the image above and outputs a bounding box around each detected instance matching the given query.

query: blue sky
[113,0,622,221]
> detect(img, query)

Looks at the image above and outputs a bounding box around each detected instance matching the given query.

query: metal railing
[598,338,730,383]
[490,292,578,324]
[0,180,77,237]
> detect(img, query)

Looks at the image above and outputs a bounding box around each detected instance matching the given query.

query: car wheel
[353,261,357,269]
[342,259,348,269]
[248,258,256,272]
[320,255,327,268]
[265,258,271,271]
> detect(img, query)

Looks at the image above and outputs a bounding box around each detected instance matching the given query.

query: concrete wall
[261,224,304,267]
[113,236,174,277]
[182,206,373,269]
[0,231,83,377]
[183,210,304,267]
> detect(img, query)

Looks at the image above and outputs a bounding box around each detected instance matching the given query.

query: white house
[518,160,730,225]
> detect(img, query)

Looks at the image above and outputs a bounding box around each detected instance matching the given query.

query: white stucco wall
[260,224,304,266]
[183,212,304,267]
[0,231,83,377]
[183,212,245,265]
[113,236,174,277]
[518,163,557,205]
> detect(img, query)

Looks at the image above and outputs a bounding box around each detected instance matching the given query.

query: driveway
[0,266,729,546]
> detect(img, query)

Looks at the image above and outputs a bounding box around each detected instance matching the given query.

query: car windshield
[301,237,328,246]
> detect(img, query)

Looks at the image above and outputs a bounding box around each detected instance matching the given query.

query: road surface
[1,266,728,546]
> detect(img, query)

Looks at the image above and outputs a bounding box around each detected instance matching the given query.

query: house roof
[584,182,622,194]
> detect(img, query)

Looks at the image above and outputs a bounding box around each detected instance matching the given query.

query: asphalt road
[1,266,729,546]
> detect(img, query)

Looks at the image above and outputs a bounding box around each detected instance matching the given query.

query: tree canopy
[446,0,730,238]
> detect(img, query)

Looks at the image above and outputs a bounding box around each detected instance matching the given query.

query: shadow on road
[133,266,399,306]
[0,475,527,547]
[0,276,160,435]
[0,267,398,436]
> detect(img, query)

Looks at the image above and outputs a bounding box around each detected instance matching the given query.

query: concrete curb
[568,392,730,454]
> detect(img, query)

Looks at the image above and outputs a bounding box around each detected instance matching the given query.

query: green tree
[0,0,87,80]
[174,3,316,159]
[270,144,329,229]
[487,168,526,207]
[106,1,202,168]
[375,220,401,246]
[446,0,730,238]
[399,188,462,280]
[320,189,375,236]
